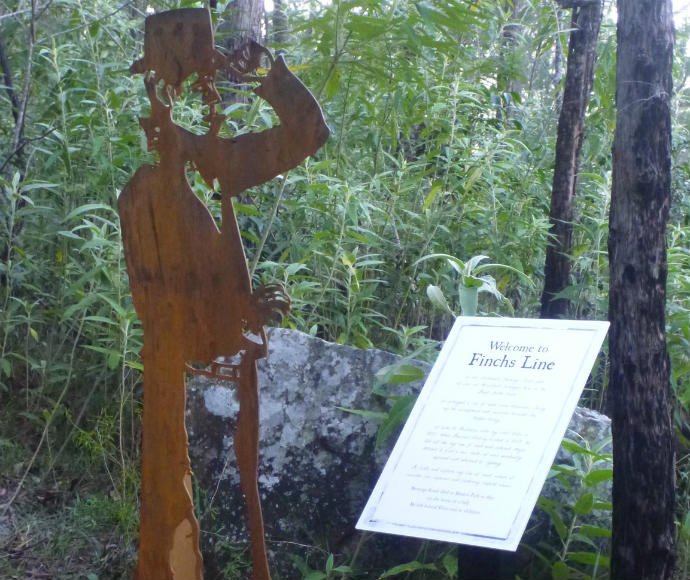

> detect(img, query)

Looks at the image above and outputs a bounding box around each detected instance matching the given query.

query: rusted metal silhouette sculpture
[118,9,329,580]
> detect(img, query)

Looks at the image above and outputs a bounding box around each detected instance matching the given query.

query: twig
[0,126,55,177]
[0,7,31,23]
[11,34,33,164]
[0,30,19,125]
[249,172,290,277]
[30,0,35,43]
[0,0,38,177]
[46,0,135,40]
[1,0,38,280]
[0,313,87,518]
[0,2,52,23]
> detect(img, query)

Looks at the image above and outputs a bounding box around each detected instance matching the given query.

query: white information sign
[356,316,609,551]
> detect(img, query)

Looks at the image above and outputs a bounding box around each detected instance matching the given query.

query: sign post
[357,317,609,551]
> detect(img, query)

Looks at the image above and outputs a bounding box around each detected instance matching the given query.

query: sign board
[356,316,609,551]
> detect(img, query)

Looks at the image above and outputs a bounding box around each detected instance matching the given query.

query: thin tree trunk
[608,0,675,578]
[217,0,264,104]
[552,8,564,96]
[219,0,264,55]
[540,0,602,318]
[497,0,524,118]
[271,0,289,47]
[0,13,35,272]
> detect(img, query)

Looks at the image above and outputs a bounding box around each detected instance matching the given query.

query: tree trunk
[497,0,524,117]
[271,0,289,47]
[216,0,264,105]
[608,0,675,578]
[552,8,564,96]
[0,17,34,274]
[540,0,602,318]
[219,0,264,55]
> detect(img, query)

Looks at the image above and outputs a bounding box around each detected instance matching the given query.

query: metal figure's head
[130,8,224,105]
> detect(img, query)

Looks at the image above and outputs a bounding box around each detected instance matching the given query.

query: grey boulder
[186,328,611,578]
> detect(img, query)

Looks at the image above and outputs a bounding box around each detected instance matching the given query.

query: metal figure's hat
[130,8,224,102]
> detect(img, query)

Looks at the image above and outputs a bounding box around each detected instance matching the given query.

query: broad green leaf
[374,361,425,394]
[325,66,341,100]
[442,551,459,579]
[573,492,594,515]
[61,293,99,321]
[386,364,425,384]
[464,165,483,192]
[18,182,60,192]
[58,230,83,240]
[125,360,144,371]
[561,438,596,456]
[83,345,117,357]
[107,351,121,370]
[379,560,436,579]
[461,276,484,289]
[465,255,489,273]
[593,500,613,511]
[473,262,536,288]
[584,468,613,486]
[568,552,610,567]
[83,316,119,326]
[289,555,313,578]
[335,406,387,420]
[347,14,388,40]
[234,202,262,216]
[427,285,453,314]
[96,293,129,319]
[550,464,579,476]
[376,395,416,447]
[63,203,114,222]
[447,259,463,275]
[551,561,570,580]
[412,253,465,272]
[422,180,443,212]
[579,524,611,538]
[571,532,599,549]
[549,509,567,539]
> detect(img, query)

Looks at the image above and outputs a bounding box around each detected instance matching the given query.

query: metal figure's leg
[138,348,203,580]
[185,333,268,578]
[234,348,271,580]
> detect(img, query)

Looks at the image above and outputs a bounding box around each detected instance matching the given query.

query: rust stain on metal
[119,8,329,579]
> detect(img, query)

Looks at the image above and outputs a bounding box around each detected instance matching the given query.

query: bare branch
[557,0,601,8]
[0,125,55,176]
[0,1,52,23]
[11,38,33,160]
[0,29,19,126]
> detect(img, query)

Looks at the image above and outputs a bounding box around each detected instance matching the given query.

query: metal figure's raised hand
[247,283,292,335]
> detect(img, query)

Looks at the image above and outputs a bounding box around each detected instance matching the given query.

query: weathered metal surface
[119,9,329,579]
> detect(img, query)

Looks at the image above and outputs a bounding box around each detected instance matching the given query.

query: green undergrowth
[0,0,688,579]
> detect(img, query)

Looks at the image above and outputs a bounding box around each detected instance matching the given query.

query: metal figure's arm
[209,50,330,197]
[137,44,329,199]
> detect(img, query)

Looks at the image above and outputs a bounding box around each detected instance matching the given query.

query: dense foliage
[0,0,688,578]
